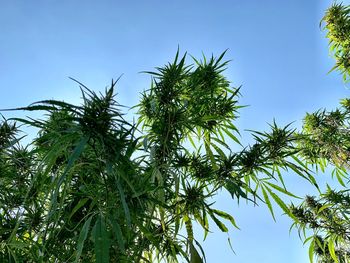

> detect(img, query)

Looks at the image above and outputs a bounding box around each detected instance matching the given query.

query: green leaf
[204,141,218,170]
[328,239,339,263]
[223,127,241,145]
[116,180,131,227]
[265,187,296,219]
[212,209,240,229]
[58,136,89,187]
[264,182,301,199]
[317,204,332,214]
[31,99,78,110]
[93,215,110,263]
[209,212,228,232]
[211,142,227,159]
[188,134,198,149]
[69,198,89,220]
[309,238,314,263]
[190,243,203,263]
[75,216,93,263]
[261,186,275,221]
[111,220,125,253]
[184,215,194,242]
[49,135,89,224]
[335,169,346,187]
[1,105,57,112]
[211,137,230,149]
[225,180,248,200]
[106,163,131,227]
[8,240,28,249]
[143,136,148,150]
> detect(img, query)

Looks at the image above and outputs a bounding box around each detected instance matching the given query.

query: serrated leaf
[212,209,240,229]
[209,212,228,232]
[223,127,241,145]
[265,182,301,199]
[261,186,275,221]
[211,142,226,159]
[265,187,296,219]
[93,215,110,263]
[184,215,194,242]
[109,218,125,253]
[9,240,27,249]
[335,170,346,187]
[75,216,93,263]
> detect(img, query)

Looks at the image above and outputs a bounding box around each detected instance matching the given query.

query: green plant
[0,51,312,262]
[290,3,350,263]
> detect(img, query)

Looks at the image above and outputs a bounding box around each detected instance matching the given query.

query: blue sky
[1,0,349,262]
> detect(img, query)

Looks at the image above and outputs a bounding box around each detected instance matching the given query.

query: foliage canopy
[2,2,350,263]
[288,3,350,263]
[0,51,314,262]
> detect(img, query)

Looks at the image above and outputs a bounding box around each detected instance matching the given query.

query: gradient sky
[1,1,350,262]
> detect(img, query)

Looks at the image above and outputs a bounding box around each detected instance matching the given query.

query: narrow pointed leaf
[93,215,110,263]
[75,216,93,263]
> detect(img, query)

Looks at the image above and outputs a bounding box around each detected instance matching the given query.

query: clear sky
[1,0,350,262]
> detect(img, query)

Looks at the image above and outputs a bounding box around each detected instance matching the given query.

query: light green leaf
[328,239,339,263]
[309,238,314,263]
[212,209,240,229]
[223,127,241,145]
[265,182,301,199]
[265,187,296,220]
[188,134,197,149]
[261,186,275,221]
[184,215,194,242]
[9,240,27,249]
[317,204,332,214]
[335,169,346,187]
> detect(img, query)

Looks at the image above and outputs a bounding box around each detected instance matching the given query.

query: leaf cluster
[0,51,317,263]
[322,3,350,81]
[291,190,350,263]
